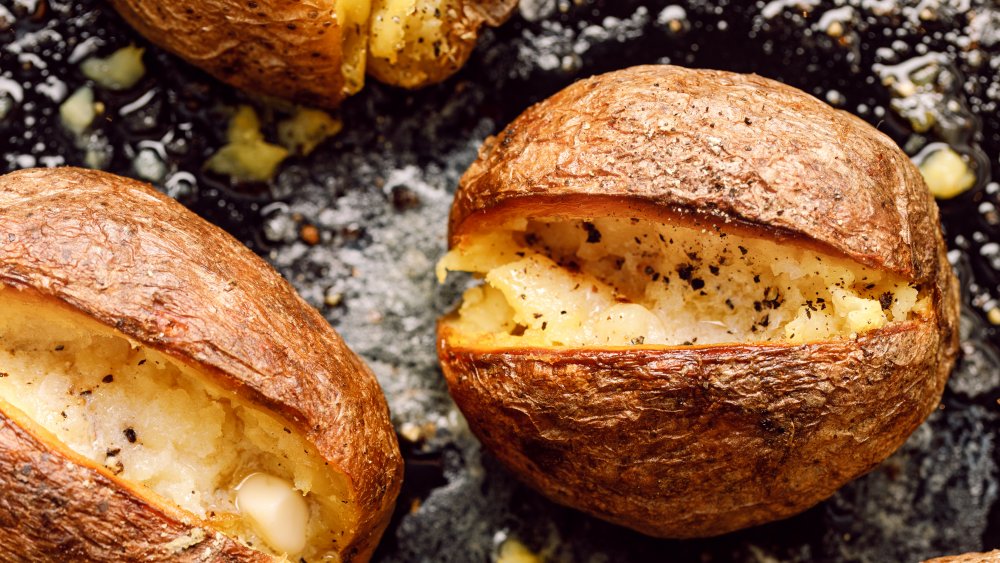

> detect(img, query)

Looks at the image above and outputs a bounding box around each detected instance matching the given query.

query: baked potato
[436,65,960,538]
[925,551,1000,562]
[107,0,517,108]
[0,167,402,561]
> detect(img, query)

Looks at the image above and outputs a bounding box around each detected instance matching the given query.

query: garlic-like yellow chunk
[236,472,309,556]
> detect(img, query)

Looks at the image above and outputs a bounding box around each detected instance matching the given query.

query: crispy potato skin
[0,168,403,562]
[440,65,959,537]
[367,0,519,88]
[925,551,1000,563]
[108,0,349,108]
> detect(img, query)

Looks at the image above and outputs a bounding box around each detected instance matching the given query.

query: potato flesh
[368,0,456,86]
[0,289,350,560]
[438,217,927,347]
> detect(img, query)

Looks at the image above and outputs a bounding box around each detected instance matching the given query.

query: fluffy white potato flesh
[0,288,351,561]
[438,217,928,347]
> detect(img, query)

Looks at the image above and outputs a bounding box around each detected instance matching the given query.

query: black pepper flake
[137,359,146,366]
[560,310,567,315]
[510,324,527,337]
[677,264,694,281]
[515,251,525,257]
[709,265,720,276]
[124,428,137,443]
[524,233,539,246]
[54,345,65,351]
[0,372,7,378]
[582,221,602,243]
[644,266,655,276]
[102,374,114,384]
[738,246,748,255]
[79,390,92,397]
[865,283,876,290]
[541,322,547,330]
[753,274,761,283]
[533,313,543,319]
[879,292,894,310]
[630,336,646,345]
[690,278,705,290]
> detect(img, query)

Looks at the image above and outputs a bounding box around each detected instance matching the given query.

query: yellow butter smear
[438,217,930,348]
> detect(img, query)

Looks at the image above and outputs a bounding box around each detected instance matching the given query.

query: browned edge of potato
[438,65,960,537]
[0,167,403,561]
[924,551,1000,563]
[107,0,518,108]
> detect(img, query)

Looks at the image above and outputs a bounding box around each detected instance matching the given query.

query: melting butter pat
[236,472,309,556]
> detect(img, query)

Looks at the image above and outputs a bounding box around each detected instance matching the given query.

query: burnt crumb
[123,427,137,443]
[879,292,894,310]
[686,251,700,261]
[79,390,92,397]
[102,374,114,384]
[738,246,748,255]
[753,274,761,283]
[106,448,121,457]
[690,278,705,290]
[582,221,602,243]
[510,324,527,337]
[708,265,720,276]
[744,117,753,126]
[677,264,694,281]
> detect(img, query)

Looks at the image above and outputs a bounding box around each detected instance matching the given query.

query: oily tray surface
[2,0,999,561]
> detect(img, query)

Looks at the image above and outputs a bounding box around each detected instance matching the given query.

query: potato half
[437,65,960,538]
[0,168,402,561]
[107,0,517,108]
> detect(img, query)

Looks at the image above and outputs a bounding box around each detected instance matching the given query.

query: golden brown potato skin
[925,551,1000,563]
[439,65,959,537]
[0,167,403,562]
[108,0,351,108]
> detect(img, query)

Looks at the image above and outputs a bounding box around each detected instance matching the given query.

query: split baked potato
[437,65,960,538]
[0,168,402,561]
[107,0,518,108]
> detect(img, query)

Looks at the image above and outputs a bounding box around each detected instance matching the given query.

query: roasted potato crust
[108,0,351,108]
[0,167,402,561]
[439,65,959,537]
[925,551,1000,563]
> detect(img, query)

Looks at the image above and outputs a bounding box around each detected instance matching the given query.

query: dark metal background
[1,0,999,561]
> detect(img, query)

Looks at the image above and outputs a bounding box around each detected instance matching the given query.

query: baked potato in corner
[0,167,402,561]
[925,551,1000,562]
[107,0,517,108]
[437,65,959,538]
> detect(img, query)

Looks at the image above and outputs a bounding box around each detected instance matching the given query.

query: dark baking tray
[1,1,998,561]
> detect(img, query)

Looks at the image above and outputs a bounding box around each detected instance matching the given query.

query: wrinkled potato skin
[925,551,1000,563]
[0,168,403,562]
[367,0,519,88]
[109,0,349,108]
[440,65,959,537]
